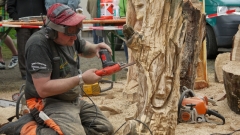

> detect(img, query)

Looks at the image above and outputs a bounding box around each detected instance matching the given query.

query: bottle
[113,0,120,19]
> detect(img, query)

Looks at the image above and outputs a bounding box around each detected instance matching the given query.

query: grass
[1,28,17,60]
[0,8,17,60]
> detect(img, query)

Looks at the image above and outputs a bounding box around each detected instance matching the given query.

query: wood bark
[123,0,205,134]
[223,61,240,114]
[180,1,206,90]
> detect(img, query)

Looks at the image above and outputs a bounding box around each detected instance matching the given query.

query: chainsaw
[178,86,225,125]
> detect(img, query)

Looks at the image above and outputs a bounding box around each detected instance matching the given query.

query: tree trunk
[123,0,205,134]
[180,1,206,90]
[223,61,240,114]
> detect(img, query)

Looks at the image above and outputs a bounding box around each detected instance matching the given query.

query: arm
[45,0,51,10]
[27,41,103,98]
[7,0,18,20]
[67,0,80,10]
[32,68,100,98]
[80,41,112,58]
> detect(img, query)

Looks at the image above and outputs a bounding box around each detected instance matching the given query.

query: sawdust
[1,56,240,135]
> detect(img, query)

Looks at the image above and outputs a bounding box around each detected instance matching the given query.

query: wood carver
[122,0,205,134]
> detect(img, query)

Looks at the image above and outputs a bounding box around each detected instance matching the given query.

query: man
[0,3,113,135]
[0,7,18,70]
[87,0,103,44]
[119,0,128,63]
[45,0,81,10]
[7,0,46,79]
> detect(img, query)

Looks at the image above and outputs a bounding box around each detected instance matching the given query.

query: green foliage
[0,6,17,60]
[1,28,17,60]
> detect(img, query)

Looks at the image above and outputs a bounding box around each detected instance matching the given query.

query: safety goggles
[47,18,82,36]
[63,23,82,36]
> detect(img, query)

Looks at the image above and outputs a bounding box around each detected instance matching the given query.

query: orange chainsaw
[178,86,225,125]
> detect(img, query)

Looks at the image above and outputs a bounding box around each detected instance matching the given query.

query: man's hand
[82,69,102,84]
[81,41,112,58]
[95,42,112,57]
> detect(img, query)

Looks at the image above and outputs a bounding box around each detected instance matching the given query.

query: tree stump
[215,53,230,83]
[223,61,240,114]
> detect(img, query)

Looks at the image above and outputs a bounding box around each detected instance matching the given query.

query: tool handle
[99,79,113,92]
[206,109,225,125]
[99,49,115,68]
[95,64,121,76]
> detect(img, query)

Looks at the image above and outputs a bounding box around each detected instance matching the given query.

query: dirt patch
[1,52,240,135]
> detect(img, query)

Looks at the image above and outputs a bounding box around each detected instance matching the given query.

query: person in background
[45,0,80,10]
[119,0,128,63]
[119,0,127,18]
[0,35,18,69]
[87,0,104,44]
[7,0,46,80]
[0,8,18,70]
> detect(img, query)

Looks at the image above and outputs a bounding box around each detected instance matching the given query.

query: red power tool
[95,49,135,76]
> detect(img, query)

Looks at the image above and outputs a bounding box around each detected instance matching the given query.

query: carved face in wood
[132,0,145,31]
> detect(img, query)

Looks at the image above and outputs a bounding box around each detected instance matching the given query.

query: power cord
[80,86,98,128]
[79,82,152,134]
[113,119,153,135]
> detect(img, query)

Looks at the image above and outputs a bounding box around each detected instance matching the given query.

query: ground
[0,49,240,135]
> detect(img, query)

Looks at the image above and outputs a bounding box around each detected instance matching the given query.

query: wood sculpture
[122,0,205,134]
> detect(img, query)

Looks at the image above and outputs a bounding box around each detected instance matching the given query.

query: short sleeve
[25,43,52,74]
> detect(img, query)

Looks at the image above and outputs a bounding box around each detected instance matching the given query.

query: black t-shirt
[25,28,86,101]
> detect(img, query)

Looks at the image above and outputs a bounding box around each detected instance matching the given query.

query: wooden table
[0,18,126,25]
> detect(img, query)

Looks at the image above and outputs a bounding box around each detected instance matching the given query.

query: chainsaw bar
[0,99,21,108]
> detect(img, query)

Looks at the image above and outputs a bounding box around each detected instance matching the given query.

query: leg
[0,46,3,62]
[0,46,5,69]
[93,29,98,44]
[16,28,32,79]
[0,113,58,135]
[4,35,18,68]
[0,114,34,134]
[79,100,114,135]
[4,35,18,56]
[43,98,87,135]
[123,42,128,63]
[98,35,103,43]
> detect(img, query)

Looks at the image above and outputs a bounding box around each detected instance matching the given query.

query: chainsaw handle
[206,109,225,125]
[177,88,195,123]
[99,79,113,92]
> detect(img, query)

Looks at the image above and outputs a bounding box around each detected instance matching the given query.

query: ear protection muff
[45,26,58,40]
